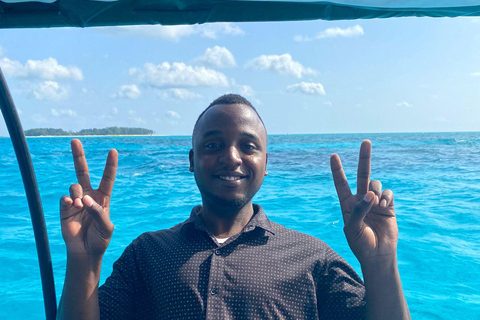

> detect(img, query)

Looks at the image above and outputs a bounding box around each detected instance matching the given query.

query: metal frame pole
[0,68,57,319]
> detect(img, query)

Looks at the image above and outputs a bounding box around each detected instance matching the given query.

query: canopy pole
[0,68,57,320]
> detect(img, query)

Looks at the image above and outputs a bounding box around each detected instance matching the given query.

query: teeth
[220,176,241,181]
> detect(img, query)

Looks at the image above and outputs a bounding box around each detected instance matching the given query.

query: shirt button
[210,288,217,295]
[214,249,221,255]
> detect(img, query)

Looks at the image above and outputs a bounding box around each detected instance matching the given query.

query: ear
[264,152,268,176]
[189,149,194,172]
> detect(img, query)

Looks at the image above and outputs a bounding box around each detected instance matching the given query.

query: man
[57,94,410,319]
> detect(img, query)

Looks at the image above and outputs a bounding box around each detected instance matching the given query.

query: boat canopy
[1,0,480,29]
[2,1,480,320]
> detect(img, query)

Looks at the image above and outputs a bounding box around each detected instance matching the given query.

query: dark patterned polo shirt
[99,204,366,319]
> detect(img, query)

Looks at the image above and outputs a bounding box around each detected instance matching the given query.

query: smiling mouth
[218,175,245,181]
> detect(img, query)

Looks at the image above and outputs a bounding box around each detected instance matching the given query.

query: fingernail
[363,192,374,202]
[375,195,379,204]
[83,195,93,207]
[380,199,387,207]
[74,198,83,208]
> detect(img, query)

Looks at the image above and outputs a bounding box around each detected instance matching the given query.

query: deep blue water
[1,133,479,319]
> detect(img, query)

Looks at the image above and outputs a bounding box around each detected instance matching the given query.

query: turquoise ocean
[1,133,479,319]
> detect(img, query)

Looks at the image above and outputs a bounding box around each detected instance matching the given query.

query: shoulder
[128,220,189,251]
[266,219,338,259]
[269,219,328,244]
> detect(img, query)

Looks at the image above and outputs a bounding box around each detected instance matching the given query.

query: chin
[205,192,249,209]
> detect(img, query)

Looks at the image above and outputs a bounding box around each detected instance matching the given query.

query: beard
[202,190,249,211]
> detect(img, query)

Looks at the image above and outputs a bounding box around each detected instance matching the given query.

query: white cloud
[317,25,364,39]
[98,23,244,42]
[396,101,413,108]
[245,54,316,78]
[129,62,229,88]
[324,101,333,106]
[0,58,25,77]
[30,81,68,101]
[287,82,326,95]
[160,88,201,100]
[295,25,364,42]
[0,57,83,80]
[51,108,77,117]
[294,35,312,42]
[113,84,141,99]
[166,110,181,119]
[239,85,254,98]
[471,72,480,77]
[112,107,118,114]
[197,46,236,68]
[236,84,261,105]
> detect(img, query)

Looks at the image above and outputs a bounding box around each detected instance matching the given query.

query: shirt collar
[182,204,276,236]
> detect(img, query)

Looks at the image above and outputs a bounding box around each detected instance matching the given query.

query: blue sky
[1,16,479,136]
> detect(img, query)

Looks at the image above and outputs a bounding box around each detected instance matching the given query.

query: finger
[357,140,371,196]
[347,191,375,230]
[83,195,114,235]
[60,195,73,213]
[98,149,118,197]
[369,180,382,204]
[71,139,92,191]
[69,183,84,208]
[380,189,394,208]
[330,154,353,203]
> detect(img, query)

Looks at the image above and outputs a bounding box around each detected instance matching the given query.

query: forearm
[57,254,103,320]
[362,257,410,320]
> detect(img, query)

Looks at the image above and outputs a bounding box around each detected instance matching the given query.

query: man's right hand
[60,139,118,258]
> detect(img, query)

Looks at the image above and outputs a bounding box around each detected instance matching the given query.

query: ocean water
[0,133,479,319]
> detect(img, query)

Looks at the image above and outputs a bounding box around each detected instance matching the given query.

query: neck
[200,200,255,238]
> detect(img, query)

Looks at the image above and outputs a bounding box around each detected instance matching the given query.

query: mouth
[219,176,244,181]
[216,172,247,182]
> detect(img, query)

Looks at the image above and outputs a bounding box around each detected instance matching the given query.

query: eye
[205,142,222,149]
[243,144,257,151]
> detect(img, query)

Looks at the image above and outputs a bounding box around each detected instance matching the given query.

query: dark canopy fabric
[1,0,480,29]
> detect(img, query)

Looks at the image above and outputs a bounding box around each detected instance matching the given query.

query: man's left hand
[330,140,398,266]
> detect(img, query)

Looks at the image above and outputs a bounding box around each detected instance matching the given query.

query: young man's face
[190,104,268,209]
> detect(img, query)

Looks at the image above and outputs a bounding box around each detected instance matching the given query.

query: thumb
[82,195,113,235]
[346,192,375,232]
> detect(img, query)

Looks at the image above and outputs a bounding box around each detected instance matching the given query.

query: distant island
[24,127,155,136]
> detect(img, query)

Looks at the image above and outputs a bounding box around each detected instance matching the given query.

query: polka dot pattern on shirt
[99,204,366,319]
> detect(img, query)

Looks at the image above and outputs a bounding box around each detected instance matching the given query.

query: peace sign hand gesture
[330,140,398,266]
[60,139,118,258]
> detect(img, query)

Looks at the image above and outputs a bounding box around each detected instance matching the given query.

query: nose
[220,146,242,169]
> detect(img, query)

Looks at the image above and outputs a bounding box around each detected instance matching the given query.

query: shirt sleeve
[316,247,366,319]
[98,243,138,320]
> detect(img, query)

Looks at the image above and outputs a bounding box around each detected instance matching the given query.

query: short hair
[192,94,266,144]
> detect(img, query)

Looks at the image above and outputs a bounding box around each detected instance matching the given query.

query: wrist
[66,253,104,277]
[360,254,399,282]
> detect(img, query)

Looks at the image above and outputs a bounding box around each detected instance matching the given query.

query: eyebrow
[202,130,222,138]
[201,130,260,141]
